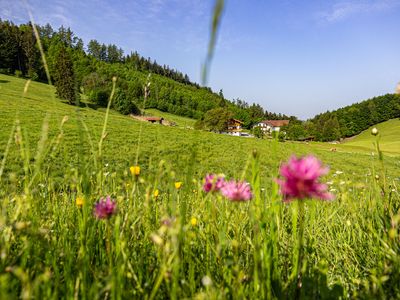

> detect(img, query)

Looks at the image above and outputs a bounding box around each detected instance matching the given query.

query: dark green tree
[113,88,140,115]
[88,39,101,59]
[20,24,40,79]
[285,124,306,140]
[198,107,233,132]
[107,44,123,63]
[53,46,77,104]
[322,116,341,141]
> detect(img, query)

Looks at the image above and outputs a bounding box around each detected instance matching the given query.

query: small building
[298,136,315,142]
[253,120,290,133]
[227,119,244,136]
[144,117,164,124]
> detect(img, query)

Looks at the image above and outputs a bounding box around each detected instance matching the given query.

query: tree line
[282,93,400,141]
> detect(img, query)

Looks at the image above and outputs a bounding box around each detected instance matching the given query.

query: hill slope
[341,119,400,155]
[144,108,196,128]
[1,73,399,182]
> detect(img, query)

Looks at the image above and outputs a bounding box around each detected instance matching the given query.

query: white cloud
[0,0,28,22]
[0,0,73,27]
[318,0,400,23]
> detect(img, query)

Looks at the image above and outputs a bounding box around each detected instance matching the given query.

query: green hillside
[145,108,196,128]
[309,119,400,157]
[1,73,398,182]
[341,119,400,155]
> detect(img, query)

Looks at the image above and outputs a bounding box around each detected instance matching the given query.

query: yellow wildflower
[130,166,141,176]
[175,182,182,190]
[153,189,160,199]
[190,217,197,226]
[76,196,84,207]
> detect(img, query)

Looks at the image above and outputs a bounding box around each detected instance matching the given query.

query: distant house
[298,136,315,142]
[253,120,290,133]
[227,119,244,136]
[144,117,164,124]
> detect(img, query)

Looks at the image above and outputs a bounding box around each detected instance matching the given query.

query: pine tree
[20,24,40,79]
[54,46,77,104]
[88,39,101,59]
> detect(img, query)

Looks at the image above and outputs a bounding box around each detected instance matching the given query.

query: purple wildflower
[93,196,117,219]
[220,180,253,202]
[203,174,225,193]
[277,155,334,202]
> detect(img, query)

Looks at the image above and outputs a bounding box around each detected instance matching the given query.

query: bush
[29,72,39,81]
[194,119,205,130]
[252,126,264,139]
[278,131,286,142]
[14,70,23,78]
[89,88,110,107]
[0,68,11,74]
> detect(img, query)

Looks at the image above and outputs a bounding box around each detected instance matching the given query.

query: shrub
[14,70,23,78]
[252,126,264,139]
[0,68,11,74]
[29,72,39,81]
[89,88,110,107]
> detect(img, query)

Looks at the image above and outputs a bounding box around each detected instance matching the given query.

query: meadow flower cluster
[203,155,333,203]
[93,196,117,219]
[203,173,253,202]
[91,155,333,222]
[203,174,225,193]
[277,155,334,202]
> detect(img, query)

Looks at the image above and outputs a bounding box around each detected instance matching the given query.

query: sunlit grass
[144,108,197,128]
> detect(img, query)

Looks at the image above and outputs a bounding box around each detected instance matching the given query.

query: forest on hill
[0,19,291,129]
[283,93,400,141]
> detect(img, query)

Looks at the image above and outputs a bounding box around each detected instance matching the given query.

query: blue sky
[1,0,400,119]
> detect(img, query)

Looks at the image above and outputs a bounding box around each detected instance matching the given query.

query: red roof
[228,119,244,124]
[262,120,289,127]
[144,117,162,121]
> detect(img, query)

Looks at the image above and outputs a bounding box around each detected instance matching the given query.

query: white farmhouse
[253,120,290,133]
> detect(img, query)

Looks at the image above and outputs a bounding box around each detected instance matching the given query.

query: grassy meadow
[0,73,400,299]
